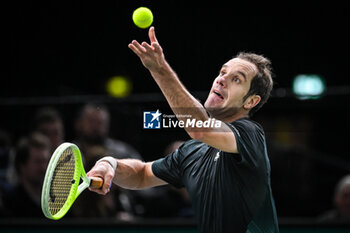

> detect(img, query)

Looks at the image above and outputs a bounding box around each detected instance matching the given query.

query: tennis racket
[41,142,103,220]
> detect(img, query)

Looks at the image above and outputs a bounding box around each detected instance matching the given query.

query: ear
[243,95,261,110]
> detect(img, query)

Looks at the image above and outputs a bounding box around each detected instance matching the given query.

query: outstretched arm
[128,27,237,153]
[87,158,167,195]
[128,27,207,119]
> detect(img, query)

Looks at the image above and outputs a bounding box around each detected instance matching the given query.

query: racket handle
[90,177,104,189]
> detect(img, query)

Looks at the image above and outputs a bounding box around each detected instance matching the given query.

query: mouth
[213,90,224,99]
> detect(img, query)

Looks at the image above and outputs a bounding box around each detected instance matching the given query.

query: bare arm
[114,159,166,189]
[128,27,207,121]
[87,159,167,195]
[128,27,237,153]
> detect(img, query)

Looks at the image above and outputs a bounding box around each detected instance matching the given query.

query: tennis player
[87,27,279,233]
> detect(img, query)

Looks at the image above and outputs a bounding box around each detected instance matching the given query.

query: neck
[206,106,249,123]
[222,112,249,123]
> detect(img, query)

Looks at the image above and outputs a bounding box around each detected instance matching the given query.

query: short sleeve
[225,118,265,166]
[152,150,184,188]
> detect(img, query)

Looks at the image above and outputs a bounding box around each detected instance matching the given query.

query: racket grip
[90,177,104,189]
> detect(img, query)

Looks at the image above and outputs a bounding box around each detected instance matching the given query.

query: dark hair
[34,107,62,126]
[77,103,110,120]
[14,132,50,174]
[236,52,273,116]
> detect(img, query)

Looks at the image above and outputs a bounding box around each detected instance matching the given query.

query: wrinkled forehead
[223,58,258,79]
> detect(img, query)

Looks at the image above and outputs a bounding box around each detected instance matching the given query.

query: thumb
[149,26,158,44]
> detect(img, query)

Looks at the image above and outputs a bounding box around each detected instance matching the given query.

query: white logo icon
[214,151,220,161]
[143,110,162,129]
[150,109,162,122]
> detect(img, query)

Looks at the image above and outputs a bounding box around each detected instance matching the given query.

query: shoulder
[230,118,263,132]
[224,118,267,163]
[179,139,205,151]
[157,139,207,166]
[177,139,208,157]
[228,118,265,140]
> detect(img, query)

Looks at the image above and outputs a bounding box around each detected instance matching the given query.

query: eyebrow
[221,65,247,81]
[234,71,247,81]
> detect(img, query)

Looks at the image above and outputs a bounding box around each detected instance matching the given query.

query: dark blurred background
[0,0,350,225]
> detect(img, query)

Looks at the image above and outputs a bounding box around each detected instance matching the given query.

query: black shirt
[152,118,279,233]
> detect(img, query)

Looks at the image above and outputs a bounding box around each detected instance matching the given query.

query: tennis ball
[132,7,153,29]
[106,76,132,98]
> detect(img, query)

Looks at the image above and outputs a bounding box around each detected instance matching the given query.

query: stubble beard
[205,105,241,122]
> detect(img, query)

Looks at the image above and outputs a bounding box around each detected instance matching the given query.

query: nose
[216,75,226,88]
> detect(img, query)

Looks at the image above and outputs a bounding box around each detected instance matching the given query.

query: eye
[233,76,241,83]
[219,70,226,76]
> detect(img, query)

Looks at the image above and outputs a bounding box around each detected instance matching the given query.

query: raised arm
[128,27,238,153]
[128,27,207,121]
[87,158,166,195]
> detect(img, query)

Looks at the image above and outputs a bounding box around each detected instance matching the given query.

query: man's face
[204,58,258,120]
[21,147,50,186]
[38,121,64,151]
[78,108,109,143]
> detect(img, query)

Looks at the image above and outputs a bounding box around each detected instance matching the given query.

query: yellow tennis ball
[106,76,132,98]
[132,7,153,29]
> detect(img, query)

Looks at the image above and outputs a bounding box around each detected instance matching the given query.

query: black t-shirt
[152,118,279,233]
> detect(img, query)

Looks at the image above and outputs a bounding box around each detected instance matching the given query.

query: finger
[132,40,146,53]
[142,41,153,52]
[102,170,114,192]
[149,26,158,44]
[128,43,142,56]
[151,42,162,53]
[128,40,146,56]
[86,167,98,178]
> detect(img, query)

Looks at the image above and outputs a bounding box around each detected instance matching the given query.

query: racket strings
[48,148,76,215]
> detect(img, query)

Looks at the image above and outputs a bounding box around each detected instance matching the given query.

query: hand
[128,27,166,73]
[87,161,115,195]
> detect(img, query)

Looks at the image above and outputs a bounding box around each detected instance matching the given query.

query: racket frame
[41,142,92,220]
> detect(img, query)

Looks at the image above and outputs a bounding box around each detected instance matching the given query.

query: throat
[206,106,246,122]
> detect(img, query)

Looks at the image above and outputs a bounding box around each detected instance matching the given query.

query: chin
[205,95,223,109]
[204,105,222,119]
